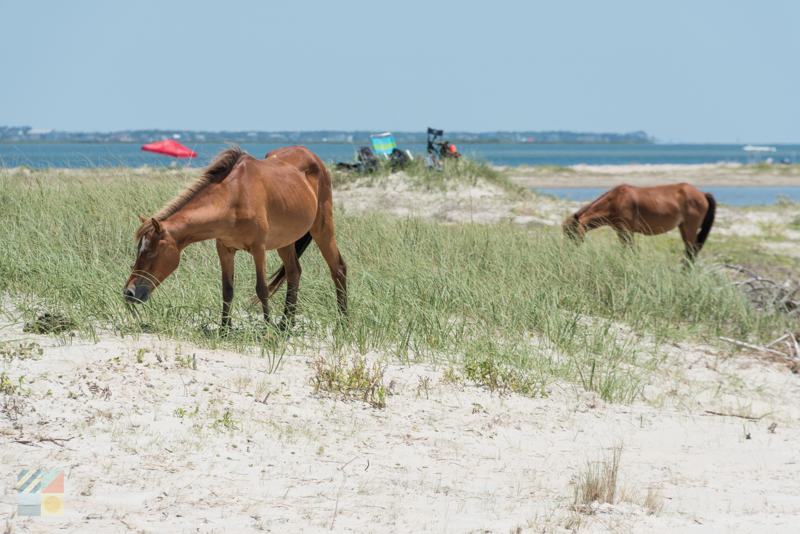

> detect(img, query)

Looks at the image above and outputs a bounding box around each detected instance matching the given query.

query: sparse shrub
[213,410,241,431]
[464,355,542,396]
[310,354,388,408]
[0,342,42,361]
[440,365,463,387]
[174,354,197,369]
[416,376,432,398]
[0,372,17,395]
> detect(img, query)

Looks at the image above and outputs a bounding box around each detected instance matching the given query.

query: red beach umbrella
[141,139,198,159]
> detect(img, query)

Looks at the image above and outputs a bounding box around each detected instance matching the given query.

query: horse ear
[151,218,162,234]
[138,215,147,223]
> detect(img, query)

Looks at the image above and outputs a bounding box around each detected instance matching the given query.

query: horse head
[562,214,585,243]
[123,216,181,303]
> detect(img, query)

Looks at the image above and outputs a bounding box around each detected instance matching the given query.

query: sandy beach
[2,164,800,533]
[506,163,800,188]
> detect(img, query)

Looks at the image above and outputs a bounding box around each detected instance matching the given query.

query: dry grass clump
[643,486,664,516]
[572,445,623,512]
[310,354,388,408]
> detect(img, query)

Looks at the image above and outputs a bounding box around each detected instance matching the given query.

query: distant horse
[124,145,347,330]
[563,183,716,261]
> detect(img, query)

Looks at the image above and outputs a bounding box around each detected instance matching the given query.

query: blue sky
[2,1,798,143]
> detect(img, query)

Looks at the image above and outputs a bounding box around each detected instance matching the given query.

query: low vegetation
[310,354,388,408]
[0,164,794,404]
[329,153,526,196]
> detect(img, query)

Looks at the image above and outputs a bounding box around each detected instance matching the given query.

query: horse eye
[147,251,158,259]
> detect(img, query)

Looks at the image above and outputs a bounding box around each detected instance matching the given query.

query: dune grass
[0,166,792,403]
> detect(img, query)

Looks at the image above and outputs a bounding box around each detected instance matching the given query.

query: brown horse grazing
[562,183,716,261]
[124,145,347,330]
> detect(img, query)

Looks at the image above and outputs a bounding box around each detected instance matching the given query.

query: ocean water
[535,186,800,208]
[2,142,799,169]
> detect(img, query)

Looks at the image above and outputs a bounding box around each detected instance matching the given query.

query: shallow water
[534,186,800,207]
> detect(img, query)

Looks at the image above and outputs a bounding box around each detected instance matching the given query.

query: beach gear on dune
[334,146,380,174]
[141,139,198,159]
[369,132,414,164]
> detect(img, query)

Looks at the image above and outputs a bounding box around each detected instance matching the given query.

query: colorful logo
[17,470,64,516]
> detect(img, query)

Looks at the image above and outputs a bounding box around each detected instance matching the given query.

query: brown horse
[563,183,716,261]
[123,145,347,330]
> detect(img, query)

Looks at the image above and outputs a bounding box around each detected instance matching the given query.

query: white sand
[1,326,799,533]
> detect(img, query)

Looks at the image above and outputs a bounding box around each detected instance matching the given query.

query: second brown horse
[563,183,716,261]
[124,145,347,330]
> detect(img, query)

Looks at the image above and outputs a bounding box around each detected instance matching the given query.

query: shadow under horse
[563,183,716,262]
[124,145,347,331]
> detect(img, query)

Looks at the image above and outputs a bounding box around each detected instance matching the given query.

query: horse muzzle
[123,284,150,304]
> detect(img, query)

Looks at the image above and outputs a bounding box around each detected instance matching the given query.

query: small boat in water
[743,145,777,152]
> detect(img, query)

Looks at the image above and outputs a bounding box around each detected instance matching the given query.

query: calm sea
[2,142,799,169]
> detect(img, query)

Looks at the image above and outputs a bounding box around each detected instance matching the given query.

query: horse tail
[696,192,716,250]
[266,232,315,296]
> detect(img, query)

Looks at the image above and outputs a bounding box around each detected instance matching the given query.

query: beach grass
[0,166,792,404]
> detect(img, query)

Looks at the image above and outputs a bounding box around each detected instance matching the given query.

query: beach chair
[427,127,460,160]
[370,133,397,158]
[427,128,444,154]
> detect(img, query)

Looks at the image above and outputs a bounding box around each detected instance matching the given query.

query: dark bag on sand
[357,146,379,173]
[335,146,381,174]
[389,148,411,170]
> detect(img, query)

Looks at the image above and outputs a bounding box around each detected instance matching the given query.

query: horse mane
[571,188,613,220]
[135,145,244,241]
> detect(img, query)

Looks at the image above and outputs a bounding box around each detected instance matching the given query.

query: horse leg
[311,225,347,316]
[275,244,302,330]
[216,240,236,332]
[251,246,271,326]
[678,222,699,265]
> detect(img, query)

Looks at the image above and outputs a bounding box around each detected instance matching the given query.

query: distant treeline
[0,126,652,144]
